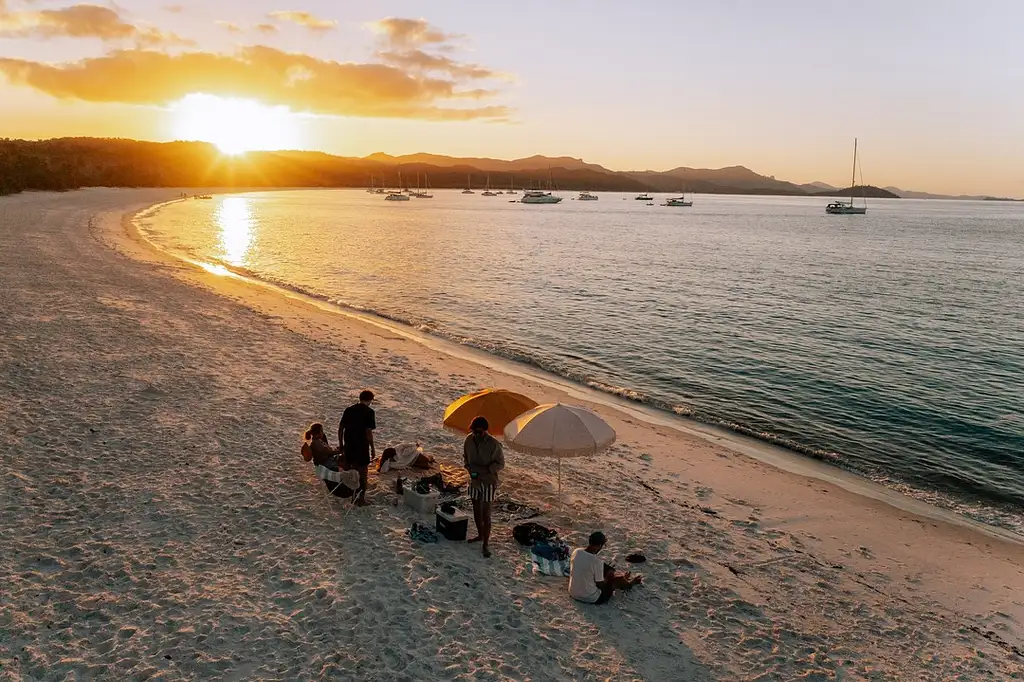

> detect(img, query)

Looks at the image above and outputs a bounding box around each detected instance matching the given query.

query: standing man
[463,416,504,558]
[339,390,376,507]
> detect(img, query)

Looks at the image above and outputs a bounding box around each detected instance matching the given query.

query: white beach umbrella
[503,403,616,496]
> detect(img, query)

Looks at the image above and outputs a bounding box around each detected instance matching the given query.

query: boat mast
[850,138,858,207]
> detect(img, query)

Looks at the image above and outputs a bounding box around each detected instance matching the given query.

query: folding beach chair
[315,464,362,500]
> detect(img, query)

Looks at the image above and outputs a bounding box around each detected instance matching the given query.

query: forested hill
[0,138,901,198]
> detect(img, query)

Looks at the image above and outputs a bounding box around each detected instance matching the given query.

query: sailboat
[366,174,376,193]
[411,173,433,198]
[663,183,692,207]
[506,177,518,195]
[482,174,497,196]
[826,138,868,215]
[521,168,563,204]
[385,172,410,201]
[462,174,475,194]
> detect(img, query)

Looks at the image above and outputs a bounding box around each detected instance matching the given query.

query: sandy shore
[1,188,1021,681]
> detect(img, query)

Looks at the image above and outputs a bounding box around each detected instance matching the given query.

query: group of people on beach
[303,390,378,507]
[303,390,641,603]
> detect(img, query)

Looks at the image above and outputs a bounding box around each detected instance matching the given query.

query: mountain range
[0,137,1005,199]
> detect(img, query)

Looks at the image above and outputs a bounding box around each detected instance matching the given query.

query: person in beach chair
[569,531,643,605]
[302,423,358,498]
[463,416,504,559]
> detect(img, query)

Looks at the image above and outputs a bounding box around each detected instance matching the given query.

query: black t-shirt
[340,402,376,460]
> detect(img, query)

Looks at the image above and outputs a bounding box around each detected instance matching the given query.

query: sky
[1,0,1022,196]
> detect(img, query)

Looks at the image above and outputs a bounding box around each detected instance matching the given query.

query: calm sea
[138,190,1024,534]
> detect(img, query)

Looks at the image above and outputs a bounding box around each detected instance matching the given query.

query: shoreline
[134,191,1023,545]
[4,188,1021,680]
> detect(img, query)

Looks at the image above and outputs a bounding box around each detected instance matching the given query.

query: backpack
[512,522,558,547]
[301,442,313,462]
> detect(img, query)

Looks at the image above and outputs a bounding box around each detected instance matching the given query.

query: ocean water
[137,190,1024,534]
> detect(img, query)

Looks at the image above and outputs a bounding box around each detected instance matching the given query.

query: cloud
[254,22,277,34]
[268,10,336,33]
[0,3,193,46]
[215,20,242,34]
[366,17,507,84]
[0,46,511,121]
[376,49,503,81]
[369,17,454,48]
[163,4,183,13]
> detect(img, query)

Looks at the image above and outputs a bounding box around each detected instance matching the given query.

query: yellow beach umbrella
[503,403,616,496]
[443,388,539,435]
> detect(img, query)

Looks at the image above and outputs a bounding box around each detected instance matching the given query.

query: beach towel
[532,539,571,562]
[531,550,570,577]
[315,465,360,491]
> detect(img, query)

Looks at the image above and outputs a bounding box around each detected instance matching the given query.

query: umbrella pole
[558,458,562,508]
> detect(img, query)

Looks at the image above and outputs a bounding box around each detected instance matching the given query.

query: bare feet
[482,548,492,558]
[467,536,482,543]
[354,498,370,507]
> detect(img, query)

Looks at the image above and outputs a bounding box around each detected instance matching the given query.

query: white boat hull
[826,203,866,214]
[521,194,562,204]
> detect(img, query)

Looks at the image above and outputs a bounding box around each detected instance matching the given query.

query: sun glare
[170,94,302,155]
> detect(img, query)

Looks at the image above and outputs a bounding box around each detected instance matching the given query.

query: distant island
[0,137,1013,200]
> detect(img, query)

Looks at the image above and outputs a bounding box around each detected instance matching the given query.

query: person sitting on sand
[377,443,435,473]
[463,416,504,558]
[339,390,376,507]
[569,531,643,605]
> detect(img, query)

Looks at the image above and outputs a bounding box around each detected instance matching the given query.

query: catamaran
[521,190,562,204]
[521,168,563,204]
[578,191,599,201]
[826,138,868,215]
[634,193,653,201]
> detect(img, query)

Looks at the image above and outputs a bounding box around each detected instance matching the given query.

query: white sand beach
[1,188,1022,681]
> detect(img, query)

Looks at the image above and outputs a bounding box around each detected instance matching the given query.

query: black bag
[512,522,558,547]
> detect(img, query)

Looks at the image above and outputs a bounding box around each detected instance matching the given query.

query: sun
[170,93,303,154]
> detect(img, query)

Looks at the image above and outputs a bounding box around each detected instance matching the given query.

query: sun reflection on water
[216,197,254,266]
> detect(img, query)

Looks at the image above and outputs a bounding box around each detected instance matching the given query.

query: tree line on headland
[0,137,903,198]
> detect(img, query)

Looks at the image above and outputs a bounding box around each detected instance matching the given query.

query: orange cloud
[376,49,502,81]
[0,3,192,46]
[268,10,336,33]
[0,46,511,121]
[163,4,184,13]
[254,22,277,34]
[215,20,242,33]
[369,17,453,48]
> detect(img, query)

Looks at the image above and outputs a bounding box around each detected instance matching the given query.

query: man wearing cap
[569,531,643,604]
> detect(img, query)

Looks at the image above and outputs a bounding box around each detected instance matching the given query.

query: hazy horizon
[1,0,1022,197]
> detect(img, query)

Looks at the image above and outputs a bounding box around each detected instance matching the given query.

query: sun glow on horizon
[170,94,303,155]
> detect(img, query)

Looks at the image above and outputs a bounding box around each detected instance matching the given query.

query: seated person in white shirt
[568,531,643,605]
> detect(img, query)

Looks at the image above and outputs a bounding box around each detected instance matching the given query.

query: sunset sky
[1,0,1022,196]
